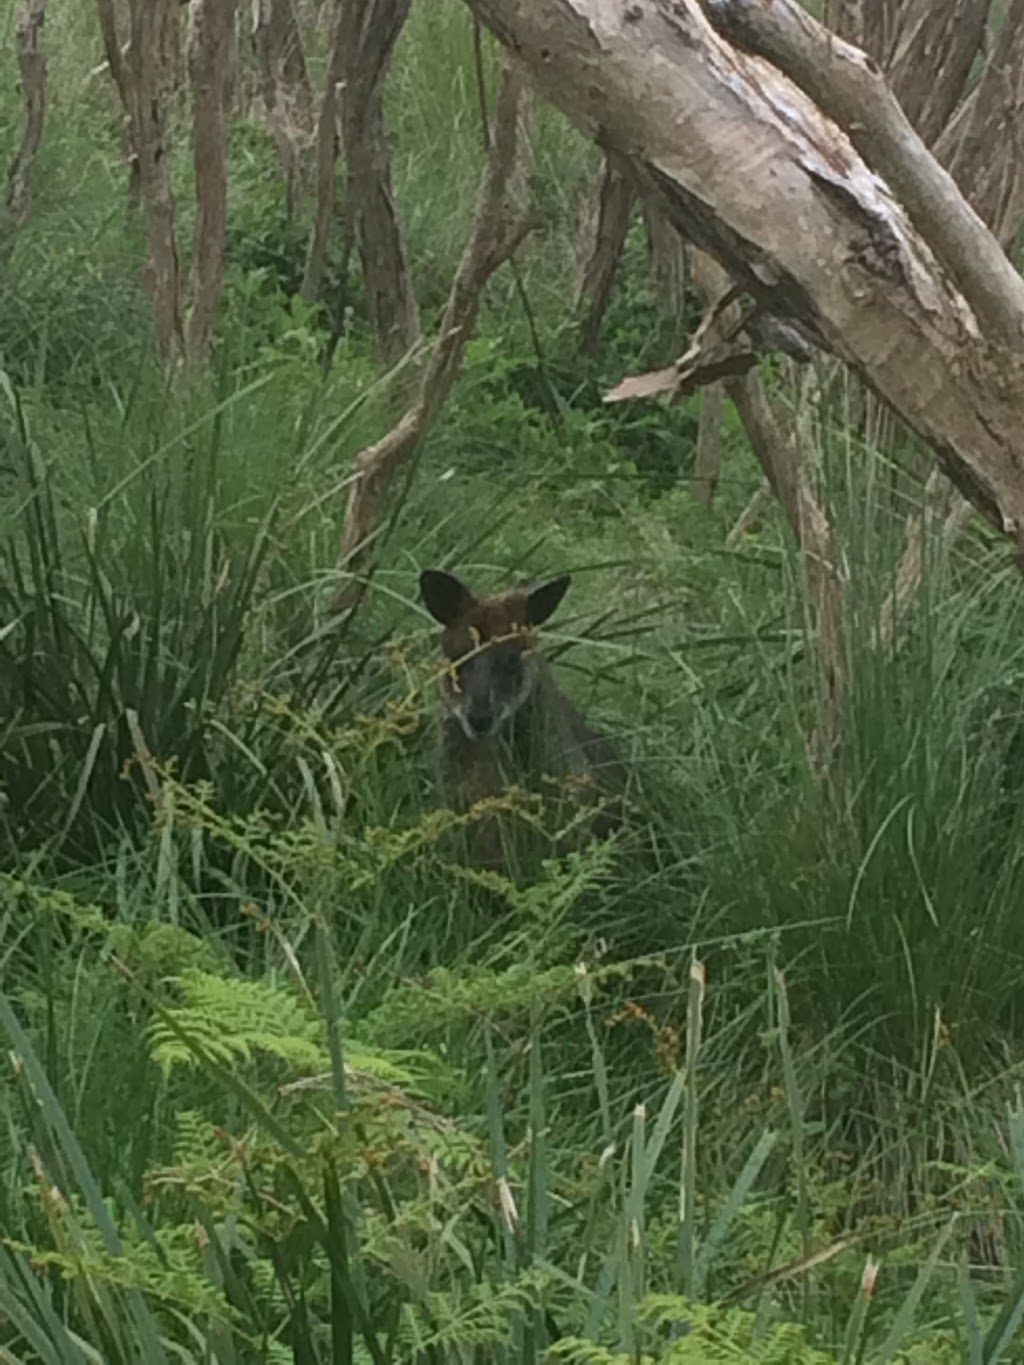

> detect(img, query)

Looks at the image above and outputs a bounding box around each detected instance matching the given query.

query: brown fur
[420,568,625,870]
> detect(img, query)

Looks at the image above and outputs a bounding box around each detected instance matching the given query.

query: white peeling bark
[466,0,1024,545]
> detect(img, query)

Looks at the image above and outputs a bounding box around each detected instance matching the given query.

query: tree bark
[692,381,723,505]
[333,54,537,609]
[3,0,48,253]
[577,153,635,353]
[251,0,313,218]
[127,0,184,367]
[935,0,1024,255]
[465,0,1024,548]
[186,0,237,367]
[336,0,420,365]
[300,1,346,304]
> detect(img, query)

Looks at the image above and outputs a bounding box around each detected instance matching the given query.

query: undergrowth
[2,0,1024,1359]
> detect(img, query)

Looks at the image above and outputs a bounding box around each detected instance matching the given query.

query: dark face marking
[420,569,571,741]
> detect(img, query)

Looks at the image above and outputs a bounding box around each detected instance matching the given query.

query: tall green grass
[3,0,1024,1358]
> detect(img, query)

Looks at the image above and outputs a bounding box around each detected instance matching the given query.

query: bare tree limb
[642,199,689,326]
[186,0,237,367]
[95,0,140,199]
[729,366,847,772]
[3,0,48,253]
[885,0,988,146]
[701,0,1024,352]
[681,248,846,771]
[332,54,537,610]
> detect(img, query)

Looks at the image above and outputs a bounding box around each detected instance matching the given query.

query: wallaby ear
[420,568,476,627]
[525,574,571,627]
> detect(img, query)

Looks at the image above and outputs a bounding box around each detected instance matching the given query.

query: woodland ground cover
[1,2,1024,1360]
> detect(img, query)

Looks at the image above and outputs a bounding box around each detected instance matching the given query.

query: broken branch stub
[465,0,1024,544]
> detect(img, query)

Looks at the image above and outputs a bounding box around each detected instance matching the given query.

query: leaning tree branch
[700,0,1024,353]
[332,53,538,611]
[704,0,1024,357]
[465,0,1024,547]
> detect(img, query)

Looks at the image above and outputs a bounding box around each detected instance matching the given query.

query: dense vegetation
[2,2,1024,1360]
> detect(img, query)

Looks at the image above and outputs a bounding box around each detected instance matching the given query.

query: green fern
[635,1295,838,1363]
[148,969,326,1074]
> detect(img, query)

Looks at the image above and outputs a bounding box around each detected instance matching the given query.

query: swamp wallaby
[420,567,625,867]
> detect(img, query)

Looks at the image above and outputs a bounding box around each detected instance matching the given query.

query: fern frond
[148,969,325,1075]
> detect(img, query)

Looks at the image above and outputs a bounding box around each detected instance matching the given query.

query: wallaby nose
[466,706,493,737]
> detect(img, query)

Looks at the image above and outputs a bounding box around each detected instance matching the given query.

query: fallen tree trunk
[466,0,1024,546]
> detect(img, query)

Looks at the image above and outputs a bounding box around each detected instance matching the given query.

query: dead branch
[251,0,313,218]
[186,0,237,367]
[3,0,48,251]
[95,0,140,199]
[332,54,537,610]
[885,0,988,146]
[642,200,688,325]
[728,369,847,772]
[577,153,635,354]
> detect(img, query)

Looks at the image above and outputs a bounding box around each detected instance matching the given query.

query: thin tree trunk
[693,381,723,505]
[3,0,48,254]
[642,199,688,327]
[337,0,420,364]
[300,1,345,304]
[577,153,635,354]
[333,54,537,610]
[251,0,313,218]
[128,0,184,367]
[95,0,140,199]
[186,0,237,367]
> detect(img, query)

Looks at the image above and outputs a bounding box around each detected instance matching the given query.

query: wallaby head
[419,567,570,743]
